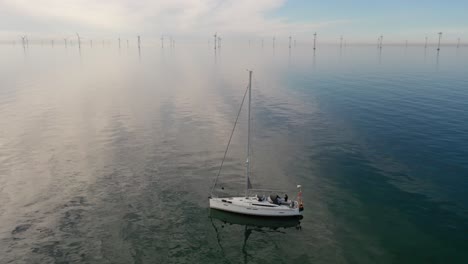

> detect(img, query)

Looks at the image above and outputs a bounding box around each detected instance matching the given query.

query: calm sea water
[0,43,467,263]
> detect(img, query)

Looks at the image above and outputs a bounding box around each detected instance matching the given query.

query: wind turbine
[340,35,343,49]
[437,32,442,51]
[380,35,383,49]
[457,38,460,48]
[313,32,317,50]
[76,33,81,50]
[19,36,27,52]
[425,36,428,49]
[213,33,217,50]
[289,36,292,49]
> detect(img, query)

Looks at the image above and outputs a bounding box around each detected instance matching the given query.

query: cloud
[0,0,338,39]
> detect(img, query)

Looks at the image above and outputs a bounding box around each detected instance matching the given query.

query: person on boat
[284,194,288,202]
[269,194,280,204]
[256,194,265,201]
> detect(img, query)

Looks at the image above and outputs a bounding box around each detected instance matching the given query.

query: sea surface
[0,42,467,263]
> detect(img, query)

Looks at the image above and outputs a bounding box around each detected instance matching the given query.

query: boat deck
[209,196,301,217]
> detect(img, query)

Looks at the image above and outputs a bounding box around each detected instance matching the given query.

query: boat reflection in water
[209,209,302,263]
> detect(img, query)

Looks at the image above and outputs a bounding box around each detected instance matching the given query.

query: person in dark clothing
[284,194,288,202]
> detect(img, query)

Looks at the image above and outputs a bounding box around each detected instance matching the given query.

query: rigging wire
[210,84,250,196]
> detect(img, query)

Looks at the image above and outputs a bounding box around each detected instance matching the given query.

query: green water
[0,44,467,263]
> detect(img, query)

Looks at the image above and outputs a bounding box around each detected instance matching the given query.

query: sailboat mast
[246,70,252,197]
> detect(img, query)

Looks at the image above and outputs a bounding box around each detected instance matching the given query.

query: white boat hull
[209,197,302,217]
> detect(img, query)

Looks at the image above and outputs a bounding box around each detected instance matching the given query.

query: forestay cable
[210,84,250,196]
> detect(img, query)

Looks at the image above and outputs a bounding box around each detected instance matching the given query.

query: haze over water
[0,43,467,263]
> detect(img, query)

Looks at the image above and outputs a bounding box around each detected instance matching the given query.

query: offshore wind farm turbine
[76,33,81,50]
[425,36,428,49]
[213,33,217,50]
[437,32,442,51]
[457,38,460,48]
[21,35,26,48]
[313,32,317,50]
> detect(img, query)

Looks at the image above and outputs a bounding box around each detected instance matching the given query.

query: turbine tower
[213,33,217,50]
[21,35,26,48]
[437,32,442,51]
[313,32,317,50]
[76,33,81,50]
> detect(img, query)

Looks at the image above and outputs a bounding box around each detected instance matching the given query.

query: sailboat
[209,71,304,217]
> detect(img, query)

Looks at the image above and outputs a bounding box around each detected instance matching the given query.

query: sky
[1,0,467,43]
